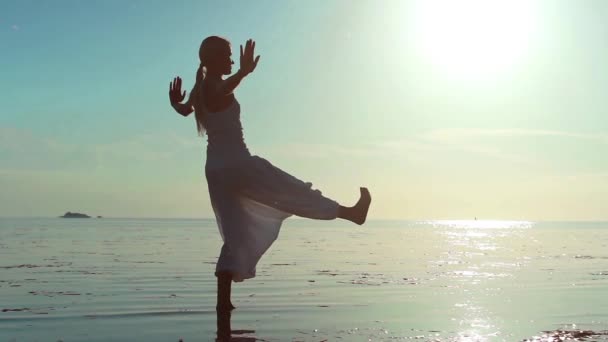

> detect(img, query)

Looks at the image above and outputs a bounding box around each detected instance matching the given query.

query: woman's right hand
[239,39,261,76]
[169,76,186,105]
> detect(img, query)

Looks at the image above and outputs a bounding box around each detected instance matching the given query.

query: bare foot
[353,187,371,225]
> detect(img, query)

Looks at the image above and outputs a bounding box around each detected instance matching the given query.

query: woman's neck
[205,70,224,81]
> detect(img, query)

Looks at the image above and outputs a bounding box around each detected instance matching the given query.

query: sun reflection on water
[427,220,534,230]
[422,220,535,341]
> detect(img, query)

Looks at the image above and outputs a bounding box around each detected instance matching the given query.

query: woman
[168,36,371,314]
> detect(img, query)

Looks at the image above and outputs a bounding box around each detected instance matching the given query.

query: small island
[60,212,91,218]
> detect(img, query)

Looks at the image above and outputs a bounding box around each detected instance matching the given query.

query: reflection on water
[215,307,259,341]
[428,220,534,230]
[428,220,533,341]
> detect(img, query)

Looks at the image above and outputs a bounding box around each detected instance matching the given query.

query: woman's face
[211,43,234,75]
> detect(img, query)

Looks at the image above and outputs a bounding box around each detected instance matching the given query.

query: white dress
[203,99,339,282]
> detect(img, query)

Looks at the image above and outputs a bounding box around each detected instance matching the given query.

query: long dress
[203,99,339,282]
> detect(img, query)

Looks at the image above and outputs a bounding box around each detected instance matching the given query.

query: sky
[1,0,607,220]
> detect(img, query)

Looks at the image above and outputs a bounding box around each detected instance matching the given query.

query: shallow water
[1,218,607,341]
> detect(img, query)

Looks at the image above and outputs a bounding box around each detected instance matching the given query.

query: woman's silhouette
[168,36,371,331]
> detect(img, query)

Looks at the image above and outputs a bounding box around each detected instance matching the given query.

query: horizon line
[1,216,607,223]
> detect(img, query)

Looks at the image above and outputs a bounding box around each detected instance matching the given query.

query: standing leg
[337,187,372,225]
[216,271,234,340]
[216,271,235,311]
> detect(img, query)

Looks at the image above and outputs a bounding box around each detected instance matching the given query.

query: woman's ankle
[337,205,354,221]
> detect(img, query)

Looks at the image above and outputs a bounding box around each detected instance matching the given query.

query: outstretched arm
[216,39,261,95]
[172,101,193,117]
[169,76,194,117]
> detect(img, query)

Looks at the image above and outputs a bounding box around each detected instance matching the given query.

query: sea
[1,217,607,341]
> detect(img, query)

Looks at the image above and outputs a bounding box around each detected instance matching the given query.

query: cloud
[3,124,606,178]
[412,128,608,166]
[257,131,519,161]
[91,131,201,167]
[0,126,201,172]
[257,128,608,169]
[11,24,19,31]
[255,138,455,161]
[423,128,608,144]
[256,142,384,159]
[0,126,78,155]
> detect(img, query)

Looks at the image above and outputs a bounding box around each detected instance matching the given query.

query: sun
[412,0,536,79]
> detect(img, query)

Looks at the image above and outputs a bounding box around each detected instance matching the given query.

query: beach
[1,218,607,341]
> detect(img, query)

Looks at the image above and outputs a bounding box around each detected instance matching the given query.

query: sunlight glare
[412,0,537,79]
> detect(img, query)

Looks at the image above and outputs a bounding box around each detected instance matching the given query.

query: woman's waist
[206,140,250,153]
[205,145,251,168]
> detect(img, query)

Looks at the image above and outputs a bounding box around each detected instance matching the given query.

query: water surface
[1,218,607,341]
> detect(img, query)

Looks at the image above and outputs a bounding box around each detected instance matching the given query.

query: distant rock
[97,216,102,218]
[60,212,91,218]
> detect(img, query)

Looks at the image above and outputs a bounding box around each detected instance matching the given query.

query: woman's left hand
[169,76,186,104]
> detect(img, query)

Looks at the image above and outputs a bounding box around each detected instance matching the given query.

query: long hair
[192,64,206,136]
[190,36,230,136]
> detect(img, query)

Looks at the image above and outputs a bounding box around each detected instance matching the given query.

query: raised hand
[169,76,186,105]
[239,39,261,76]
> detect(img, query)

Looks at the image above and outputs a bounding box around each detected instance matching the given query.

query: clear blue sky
[1,0,607,220]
